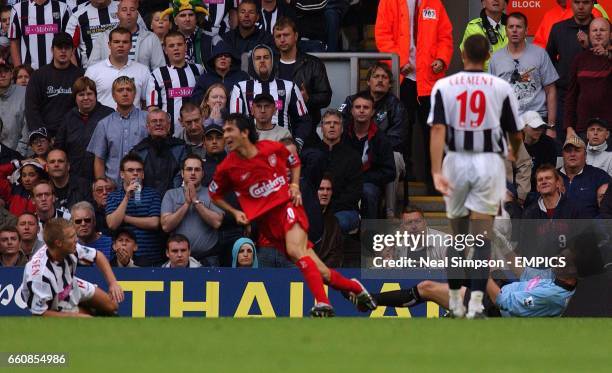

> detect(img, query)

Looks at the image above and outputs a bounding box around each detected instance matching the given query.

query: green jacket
[460,17,508,71]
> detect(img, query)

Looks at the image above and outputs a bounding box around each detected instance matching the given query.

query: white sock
[468,291,484,314]
[448,289,463,311]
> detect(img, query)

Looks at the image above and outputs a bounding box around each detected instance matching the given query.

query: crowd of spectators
[0,0,610,269]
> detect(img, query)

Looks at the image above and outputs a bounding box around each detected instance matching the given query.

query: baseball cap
[253,93,275,104]
[52,32,73,48]
[28,127,50,144]
[563,135,586,150]
[204,124,223,136]
[113,227,137,243]
[521,111,552,129]
[586,118,609,130]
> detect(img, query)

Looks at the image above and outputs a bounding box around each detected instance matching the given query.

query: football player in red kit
[209,113,376,317]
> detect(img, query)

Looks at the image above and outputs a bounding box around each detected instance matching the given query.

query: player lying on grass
[21,218,124,317]
[355,249,578,317]
[209,113,376,317]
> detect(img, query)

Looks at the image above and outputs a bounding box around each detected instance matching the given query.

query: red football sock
[297,256,330,305]
[328,269,363,294]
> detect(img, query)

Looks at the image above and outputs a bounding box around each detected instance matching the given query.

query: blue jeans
[257,247,296,268]
[324,0,349,52]
[362,182,382,219]
[334,210,360,234]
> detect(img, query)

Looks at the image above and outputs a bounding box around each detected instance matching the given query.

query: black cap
[113,227,137,242]
[52,32,74,48]
[28,127,50,144]
[586,118,609,130]
[204,124,223,136]
[253,93,275,104]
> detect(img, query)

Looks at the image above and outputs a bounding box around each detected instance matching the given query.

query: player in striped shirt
[20,218,124,317]
[230,44,310,148]
[147,30,204,137]
[66,0,146,67]
[203,0,236,37]
[428,34,524,319]
[9,0,71,69]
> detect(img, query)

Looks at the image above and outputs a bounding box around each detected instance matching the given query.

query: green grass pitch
[1,318,610,372]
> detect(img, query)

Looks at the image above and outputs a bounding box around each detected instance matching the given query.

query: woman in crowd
[232,237,259,268]
[55,77,114,182]
[200,83,228,127]
[0,160,47,216]
[12,65,33,87]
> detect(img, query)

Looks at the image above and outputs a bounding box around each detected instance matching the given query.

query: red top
[564,50,612,132]
[209,140,300,220]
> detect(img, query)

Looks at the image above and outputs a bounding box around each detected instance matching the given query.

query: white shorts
[58,277,96,313]
[442,152,505,219]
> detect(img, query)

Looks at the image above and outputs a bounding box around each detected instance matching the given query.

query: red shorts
[256,200,313,254]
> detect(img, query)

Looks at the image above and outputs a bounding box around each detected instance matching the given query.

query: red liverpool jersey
[209,140,300,220]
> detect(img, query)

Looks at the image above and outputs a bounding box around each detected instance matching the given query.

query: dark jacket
[55,103,114,182]
[520,193,581,260]
[131,137,188,195]
[95,203,112,236]
[300,176,323,245]
[0,143,23,164]
[309,139,362,212]
[25,63,84,135]
[546,17,590,89]
[54,175,93,211]
[600,184,612,219]
[221,27,274,57]
[343,120,396,187]
[202,150,227,187]
[558,165,610,218]
[273,51,331,129]
[339,90,408,153]
[315,206,344,268]
[191,42,250,106]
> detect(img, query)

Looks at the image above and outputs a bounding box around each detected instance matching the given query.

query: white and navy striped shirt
[59,0,89,12]
[21,243,97,315]
[230,78,310,146]
[146,62,204,136]
[66,1,147,67]
[8,0,71,69]
[65,0,120,66]
[203,0,236,37]
[427,71,523,156]
[128,26,138,61]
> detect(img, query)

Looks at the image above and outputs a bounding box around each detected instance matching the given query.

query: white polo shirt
[85,58,151,109]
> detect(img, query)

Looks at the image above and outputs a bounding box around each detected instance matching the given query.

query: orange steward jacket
[375,0,453,96]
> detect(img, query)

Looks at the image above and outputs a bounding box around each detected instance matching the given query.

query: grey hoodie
[0,85,29,155]
[587,142,612,177]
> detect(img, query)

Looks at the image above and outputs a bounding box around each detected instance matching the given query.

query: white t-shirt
[85,58,150,109]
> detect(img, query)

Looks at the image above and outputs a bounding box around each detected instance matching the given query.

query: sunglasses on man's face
[74,218,92,225]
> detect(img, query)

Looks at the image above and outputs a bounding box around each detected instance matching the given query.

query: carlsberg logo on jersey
[249,176,286,198]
